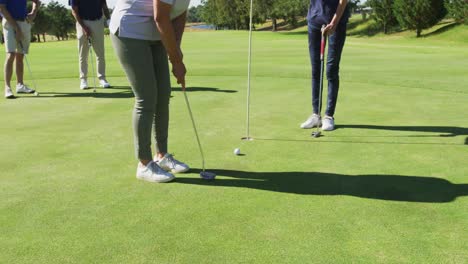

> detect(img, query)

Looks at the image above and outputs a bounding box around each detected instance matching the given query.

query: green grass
[1,29,467,263]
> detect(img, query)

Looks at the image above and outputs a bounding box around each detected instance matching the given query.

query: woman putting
[301,0,350,131]
[110,0,190,183]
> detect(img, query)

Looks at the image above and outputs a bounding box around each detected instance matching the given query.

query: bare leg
[4,52,16,88]
[15,53,24,85]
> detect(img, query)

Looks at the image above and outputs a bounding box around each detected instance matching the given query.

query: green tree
[188,5,203,23]
[31,6,52,42]
[393,0,446,37]
[201,0,308,30]
[368,0,397,34]
[445,0,468,24]
[46,1,75,40]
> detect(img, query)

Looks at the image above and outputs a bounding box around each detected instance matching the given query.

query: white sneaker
[300,113,321,129]
[16,83,35,94]
[156,153,190,174]
[322,116,335,131]
[5,87,15,99]
[80,79,89,90]
[99,79,111,88]
[136,161,175,183]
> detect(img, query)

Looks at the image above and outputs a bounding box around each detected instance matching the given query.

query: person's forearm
[102,1,110,19]
[172,11,186,48]
[71,6,86,28]
[330,0,348,26]
[155,13,183,64]
[0,5,20,30]
[31,0,41,15]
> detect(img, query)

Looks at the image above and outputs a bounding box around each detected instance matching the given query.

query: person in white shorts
[70,0,111,90]
[0,0,40,99]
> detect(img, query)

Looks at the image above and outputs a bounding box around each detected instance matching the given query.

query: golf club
[312,25,327,138]
[182,84,216,180]
[19,42,39,96]
[242,0,254,141]
[88,38,97,93]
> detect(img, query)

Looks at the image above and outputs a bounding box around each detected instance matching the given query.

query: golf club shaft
[183,90,206,171]
[245,0,254,140]
[316,27,326,135]
[88,38,97,92]
[18,42,38,93]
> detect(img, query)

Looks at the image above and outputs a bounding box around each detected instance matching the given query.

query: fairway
[1,30,467,263]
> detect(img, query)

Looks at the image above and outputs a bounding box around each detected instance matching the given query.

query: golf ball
[34,92,39,96]
[234,148,241,155]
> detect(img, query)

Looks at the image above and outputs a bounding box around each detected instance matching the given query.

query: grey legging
[111,33,171,160]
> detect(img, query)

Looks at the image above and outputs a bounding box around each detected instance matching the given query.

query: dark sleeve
[70,0,79,7]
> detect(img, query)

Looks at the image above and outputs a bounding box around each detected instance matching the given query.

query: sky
[41,0,202,8]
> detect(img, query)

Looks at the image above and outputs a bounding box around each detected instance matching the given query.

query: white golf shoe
[80,79,89,90]
[5,87,15,99]
[322,116,335,131]
[136,161,175,183]
[99,79,111,88]
[156,153,190,174]
[16,83,35,94]
[300,113,321,129]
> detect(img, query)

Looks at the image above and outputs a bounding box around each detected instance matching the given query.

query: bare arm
[172,11,186,48]
[323,0,348,35]
[27,0,41,21]
[154,0,187,87]
[102,0,110,20]
[0,4,22,41]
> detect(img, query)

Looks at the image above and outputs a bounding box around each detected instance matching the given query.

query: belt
[16,19,26,22]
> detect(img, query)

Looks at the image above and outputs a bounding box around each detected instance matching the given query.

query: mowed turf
[1,29,467,263]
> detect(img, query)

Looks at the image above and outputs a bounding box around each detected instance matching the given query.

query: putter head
[311,131,322,138]
[200,171,216,181]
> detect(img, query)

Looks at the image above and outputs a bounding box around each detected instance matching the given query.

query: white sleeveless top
[110,0,190,40]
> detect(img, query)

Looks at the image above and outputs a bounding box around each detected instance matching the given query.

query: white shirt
[110,0,190,41]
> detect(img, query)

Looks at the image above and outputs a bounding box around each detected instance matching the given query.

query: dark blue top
[307,0,350,29]
[0,0,28,20]
[70,0,104,21]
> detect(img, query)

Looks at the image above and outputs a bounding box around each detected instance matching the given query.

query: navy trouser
[308,22,347,117]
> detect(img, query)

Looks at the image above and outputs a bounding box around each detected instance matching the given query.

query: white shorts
[2,20,31,54]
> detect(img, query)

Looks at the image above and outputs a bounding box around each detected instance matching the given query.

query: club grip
[320,25,326,60]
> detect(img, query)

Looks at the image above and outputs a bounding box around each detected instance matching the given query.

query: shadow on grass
[172,87,237,93]
[179,169,467,203]
[254,125,468,146]
[422,22,458,38]
[20,86,235,99]
[27,90,134,99]
[337,125,468,138]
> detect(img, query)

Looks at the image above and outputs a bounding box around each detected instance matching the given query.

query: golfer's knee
[135,100,156,114]
[6,53,16,63]
[326,64,339,80]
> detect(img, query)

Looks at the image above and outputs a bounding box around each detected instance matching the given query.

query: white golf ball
[234,148,241,155]
[34,92,39,96]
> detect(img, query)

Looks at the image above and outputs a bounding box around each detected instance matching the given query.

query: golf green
[1,29,467,263]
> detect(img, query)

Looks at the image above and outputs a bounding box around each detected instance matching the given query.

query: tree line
[189,0,466,37]
[27,1,76,42]
[368,0,467,37]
